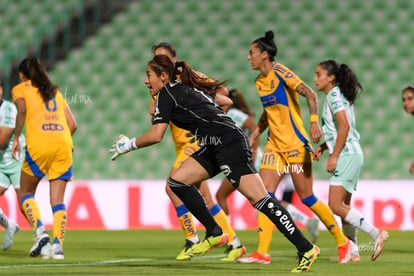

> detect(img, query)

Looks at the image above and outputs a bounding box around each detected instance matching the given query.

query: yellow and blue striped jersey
[255,63,310,152]
[12,80,73,150]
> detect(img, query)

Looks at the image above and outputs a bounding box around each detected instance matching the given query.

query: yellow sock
[21,194,45,234]
[176,205,197,240]
[210,204,235,243]
[52,203,67,246]
[257,211,274,254]
[309,199,347,246]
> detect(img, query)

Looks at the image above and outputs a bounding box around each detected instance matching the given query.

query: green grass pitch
[0,230,412,275]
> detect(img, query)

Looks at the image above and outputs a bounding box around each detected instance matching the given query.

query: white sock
[286,203,309,225]
[0,208,9,229]
[188,234,199,244]
[344,208,380,240]
[36,226,46,237]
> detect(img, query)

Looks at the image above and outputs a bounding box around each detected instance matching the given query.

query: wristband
[310,114,319,123]
[130,137,138,149]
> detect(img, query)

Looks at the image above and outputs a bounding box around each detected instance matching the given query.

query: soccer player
[110,55,320,272]
[215,89,319,243]
[238,31,351,265]
[151,43,246,261]
[312,59,389,261]
[402,85,414,174]
[0,79,25,250]
[11,58,77,259]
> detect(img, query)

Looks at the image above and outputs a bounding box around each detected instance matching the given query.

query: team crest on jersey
[285,72,295,78]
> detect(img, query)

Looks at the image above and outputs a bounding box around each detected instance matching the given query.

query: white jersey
[227,108,249,133]
[321,86,362,155]
[0,100,25,171]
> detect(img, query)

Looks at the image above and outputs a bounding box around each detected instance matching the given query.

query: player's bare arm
[257,111,268,134]
[296,82,321,143]
[296,82,318,115]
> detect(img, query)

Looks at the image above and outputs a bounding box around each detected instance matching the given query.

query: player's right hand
[109,135,137,161]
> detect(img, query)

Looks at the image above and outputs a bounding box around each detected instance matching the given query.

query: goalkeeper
[110,55,319,273]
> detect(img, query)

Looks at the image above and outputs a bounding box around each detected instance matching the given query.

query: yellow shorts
[172,142,201,169]
[260,145,312,173]
[23,144,73,181]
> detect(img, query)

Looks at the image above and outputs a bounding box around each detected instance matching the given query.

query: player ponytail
[176,61,226,98]
[18,58,58,103]
[149,55,226,98]
[318,60,362,105]
[252,30,278,61]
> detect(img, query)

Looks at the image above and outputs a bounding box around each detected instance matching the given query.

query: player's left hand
[109,135,137,161]
[309,122,321,144]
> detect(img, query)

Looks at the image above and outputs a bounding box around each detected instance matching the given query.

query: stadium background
[0,0,412,230]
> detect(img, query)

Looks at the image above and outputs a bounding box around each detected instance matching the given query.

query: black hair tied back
[265,30,274,41]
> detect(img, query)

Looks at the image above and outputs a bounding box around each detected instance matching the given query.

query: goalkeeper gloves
[109,134,137,161]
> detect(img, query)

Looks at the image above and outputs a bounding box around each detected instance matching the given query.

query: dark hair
[151,42,177,58]
[18,58,57,103]
[402,84,414,94]
[318,60,362,105]
[252,30,278,61]
[228,88,254,116]
[148,55,226,98]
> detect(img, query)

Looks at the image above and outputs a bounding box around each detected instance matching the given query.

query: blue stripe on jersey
[25,150,45,178]
[288,111,310,148]
[260,73,289,108]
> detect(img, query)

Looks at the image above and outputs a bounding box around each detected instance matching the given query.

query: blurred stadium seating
[0,0,412,179]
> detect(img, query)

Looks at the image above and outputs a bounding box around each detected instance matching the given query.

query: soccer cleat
[176,239,197,261]
[337,238,351,264]
[43,243,64,260]
[349,240,360,262]
[291,245,320,273]
[306,218,319,243]
[350,253,361,262]
[2,222,19,250]
[237,251,271,264]
[372,230,389,261]
[29,232,50,257]
[221,244,246,261]
[188,233,228,256]
[41,243,52,258]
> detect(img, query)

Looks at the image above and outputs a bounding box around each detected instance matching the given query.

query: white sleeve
[0,102,17,128]
[227,108,249,128]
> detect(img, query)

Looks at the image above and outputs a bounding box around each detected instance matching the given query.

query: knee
[168,177,188,190]
[165,181,174,196]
